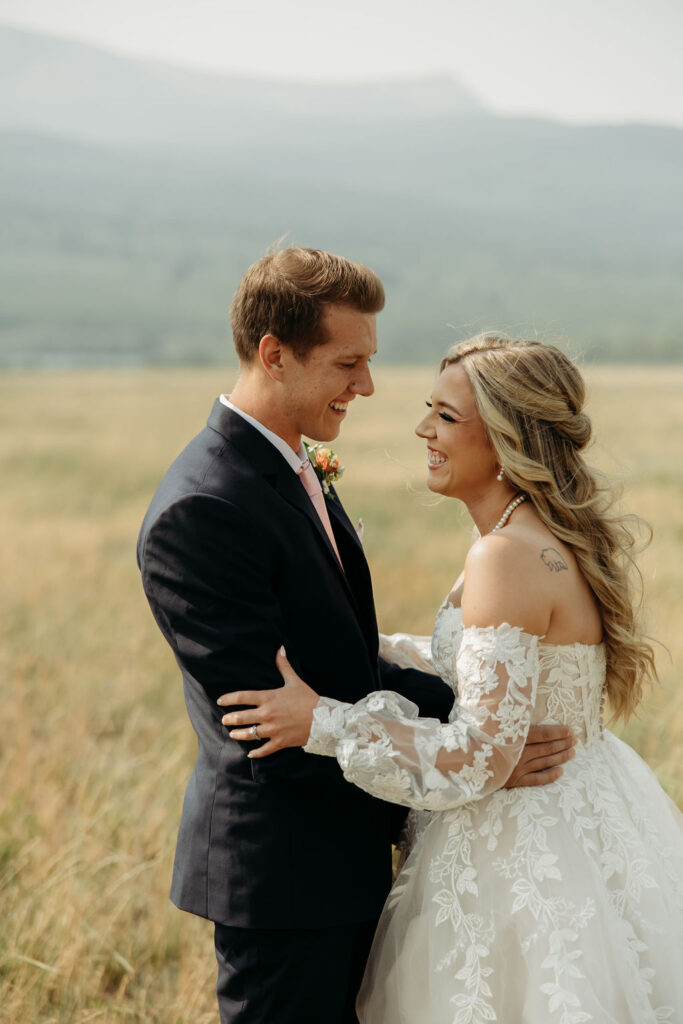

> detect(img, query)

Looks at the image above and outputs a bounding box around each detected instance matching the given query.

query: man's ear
[258,334,286,381]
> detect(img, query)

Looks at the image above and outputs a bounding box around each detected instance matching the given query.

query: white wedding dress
[304,600,683,1023]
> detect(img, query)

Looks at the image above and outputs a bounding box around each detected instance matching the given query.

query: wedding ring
[249,724,260,740]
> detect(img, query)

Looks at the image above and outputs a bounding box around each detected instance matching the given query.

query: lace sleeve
[378,632,436,674]
[304,624,539,810]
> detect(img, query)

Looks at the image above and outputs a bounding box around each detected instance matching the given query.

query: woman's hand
[217,647,319,758]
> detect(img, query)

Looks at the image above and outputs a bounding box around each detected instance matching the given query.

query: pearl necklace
[490,494,526,533]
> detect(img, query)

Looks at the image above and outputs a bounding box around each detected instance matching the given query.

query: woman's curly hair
[442,333,657,721]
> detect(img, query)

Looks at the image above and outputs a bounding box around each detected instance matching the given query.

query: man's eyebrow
[340,350,377,359]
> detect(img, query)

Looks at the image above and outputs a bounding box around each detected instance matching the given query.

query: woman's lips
[427,446,447,468]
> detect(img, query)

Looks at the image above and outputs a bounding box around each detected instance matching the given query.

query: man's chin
[305,423,341,444]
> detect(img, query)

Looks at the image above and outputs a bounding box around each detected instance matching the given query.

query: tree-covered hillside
[1,25,682,366]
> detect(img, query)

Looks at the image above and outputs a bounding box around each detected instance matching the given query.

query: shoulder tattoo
[540,547,568,573]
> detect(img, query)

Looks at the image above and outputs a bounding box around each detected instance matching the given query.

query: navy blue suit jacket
[137,400,453,928]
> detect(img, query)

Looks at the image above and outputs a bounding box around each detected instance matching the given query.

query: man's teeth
[428,450,447,466]
[329,402,348,412]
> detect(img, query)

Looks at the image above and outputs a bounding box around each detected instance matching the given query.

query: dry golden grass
[1,365,681,1022]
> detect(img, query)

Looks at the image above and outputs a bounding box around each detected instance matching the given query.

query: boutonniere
[304,442,344,497]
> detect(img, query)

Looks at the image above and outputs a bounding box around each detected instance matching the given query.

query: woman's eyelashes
[425,401,457,424]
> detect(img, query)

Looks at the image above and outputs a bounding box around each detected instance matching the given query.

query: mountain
[1,24,682,367]
[0,24,483,146]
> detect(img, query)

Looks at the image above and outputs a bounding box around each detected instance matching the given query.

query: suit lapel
[272,466,348,583]
[326,490,378,652]
[208,403,336,564]
[272,470,378,651]
[327,486,364,554]
[207,401,376,645]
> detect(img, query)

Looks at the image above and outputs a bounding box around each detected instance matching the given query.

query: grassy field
[1,365,682,1022]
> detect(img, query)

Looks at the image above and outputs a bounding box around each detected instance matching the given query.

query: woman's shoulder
[462,524,557,636]
[465,521,556,577]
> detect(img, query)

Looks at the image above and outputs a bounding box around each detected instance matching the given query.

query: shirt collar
[219,394,308,475]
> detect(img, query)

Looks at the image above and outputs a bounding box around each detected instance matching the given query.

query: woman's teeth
[329,402,348,412]
[428,449,447,467]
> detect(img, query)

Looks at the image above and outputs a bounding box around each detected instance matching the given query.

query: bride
[218,335,683,1022]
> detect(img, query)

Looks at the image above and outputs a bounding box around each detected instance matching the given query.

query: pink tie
[298,460,344,568]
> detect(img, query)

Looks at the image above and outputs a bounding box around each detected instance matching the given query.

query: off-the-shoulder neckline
[440,601,605,651]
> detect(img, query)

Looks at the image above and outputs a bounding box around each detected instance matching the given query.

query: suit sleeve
[139,492,349,787]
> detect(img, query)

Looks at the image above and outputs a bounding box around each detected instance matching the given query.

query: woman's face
[415,363,499,500]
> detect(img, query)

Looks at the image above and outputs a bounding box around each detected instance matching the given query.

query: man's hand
[505,725,576,788]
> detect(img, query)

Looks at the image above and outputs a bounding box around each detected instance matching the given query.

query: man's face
[281,304,377,443]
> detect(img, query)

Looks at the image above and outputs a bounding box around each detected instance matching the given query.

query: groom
[137,247,575,1024]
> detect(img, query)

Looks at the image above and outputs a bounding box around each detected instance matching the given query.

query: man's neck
[228,380,301,453]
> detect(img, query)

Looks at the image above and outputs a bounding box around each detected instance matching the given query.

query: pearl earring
[496,467,505,482]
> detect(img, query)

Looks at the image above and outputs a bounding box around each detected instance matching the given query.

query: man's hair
[230,247,385,362]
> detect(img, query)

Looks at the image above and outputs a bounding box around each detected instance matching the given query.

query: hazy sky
[2,0,682,126]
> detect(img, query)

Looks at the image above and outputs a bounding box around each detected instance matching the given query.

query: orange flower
[305,442,344,497]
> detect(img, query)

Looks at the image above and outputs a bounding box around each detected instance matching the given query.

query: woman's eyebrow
[436,400,463,416]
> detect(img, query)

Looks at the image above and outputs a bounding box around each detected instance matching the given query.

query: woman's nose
[415,415,434,438]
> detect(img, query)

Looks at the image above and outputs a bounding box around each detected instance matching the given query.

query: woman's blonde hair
[442,333,657,721]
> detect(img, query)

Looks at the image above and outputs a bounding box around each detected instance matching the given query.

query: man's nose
[352,365,374,397]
